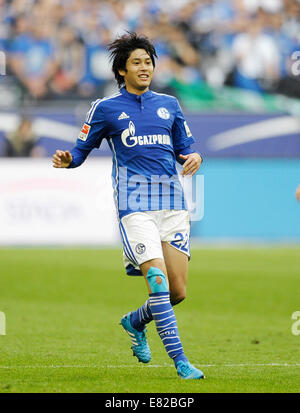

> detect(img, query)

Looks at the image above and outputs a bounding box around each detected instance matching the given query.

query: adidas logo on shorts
[118,112,130,120]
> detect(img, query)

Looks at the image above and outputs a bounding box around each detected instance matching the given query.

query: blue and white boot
[176,360,205,379]
[121,312,151,363]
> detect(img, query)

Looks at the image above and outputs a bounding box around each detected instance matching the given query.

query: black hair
[108,31,157,88]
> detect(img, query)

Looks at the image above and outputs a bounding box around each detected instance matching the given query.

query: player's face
[119,48,154,95]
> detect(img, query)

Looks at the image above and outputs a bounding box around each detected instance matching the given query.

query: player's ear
[118,68,126,77]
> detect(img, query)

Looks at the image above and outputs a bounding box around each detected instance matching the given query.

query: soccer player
[52,32,204,379]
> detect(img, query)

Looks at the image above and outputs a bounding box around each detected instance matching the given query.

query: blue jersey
[70,86,197,219]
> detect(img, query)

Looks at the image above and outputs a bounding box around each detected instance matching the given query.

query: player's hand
[296,185,300,201]
[52,150,72,168]
[180,153,202,176]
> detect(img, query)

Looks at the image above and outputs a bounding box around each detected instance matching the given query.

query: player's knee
[170,290,186,306]
[146,267,169,293]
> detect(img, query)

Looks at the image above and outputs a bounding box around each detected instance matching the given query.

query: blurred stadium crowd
[0,0,299,104]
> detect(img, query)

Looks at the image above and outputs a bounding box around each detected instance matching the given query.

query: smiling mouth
[138,74,149,80]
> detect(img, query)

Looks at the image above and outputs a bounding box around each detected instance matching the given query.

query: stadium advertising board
[0,159,119,245]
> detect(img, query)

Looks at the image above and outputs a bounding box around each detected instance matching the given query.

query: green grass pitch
[0,247,299,393]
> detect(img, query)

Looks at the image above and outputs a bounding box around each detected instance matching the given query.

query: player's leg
[131,244,188,321]
[126,258,166,334]
[139,259,204,379]
[159,209,191,305]
[139,258,168,293]
[154,210,205,379]
[161,241,188,306]
[119,211,204,378]
[119,212,162,363]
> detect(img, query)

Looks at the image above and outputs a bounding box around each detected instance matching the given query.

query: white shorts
[119,210,190,276]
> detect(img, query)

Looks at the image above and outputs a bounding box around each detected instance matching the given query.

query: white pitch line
[0,363,299,369]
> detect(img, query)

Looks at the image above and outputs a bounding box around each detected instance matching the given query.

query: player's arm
[52,149,72,168]
[52,147,91,168]
[52,101,108,169]
[172,98,203,176]
[178,151,203,177]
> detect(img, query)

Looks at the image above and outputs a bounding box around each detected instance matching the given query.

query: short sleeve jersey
[75,87,195,219]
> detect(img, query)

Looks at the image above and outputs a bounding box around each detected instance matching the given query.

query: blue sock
[147,267,188,367]
[130,299,153,332]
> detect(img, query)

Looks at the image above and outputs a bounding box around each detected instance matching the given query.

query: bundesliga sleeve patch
[78,123,91,141]
[184,121,192,138]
